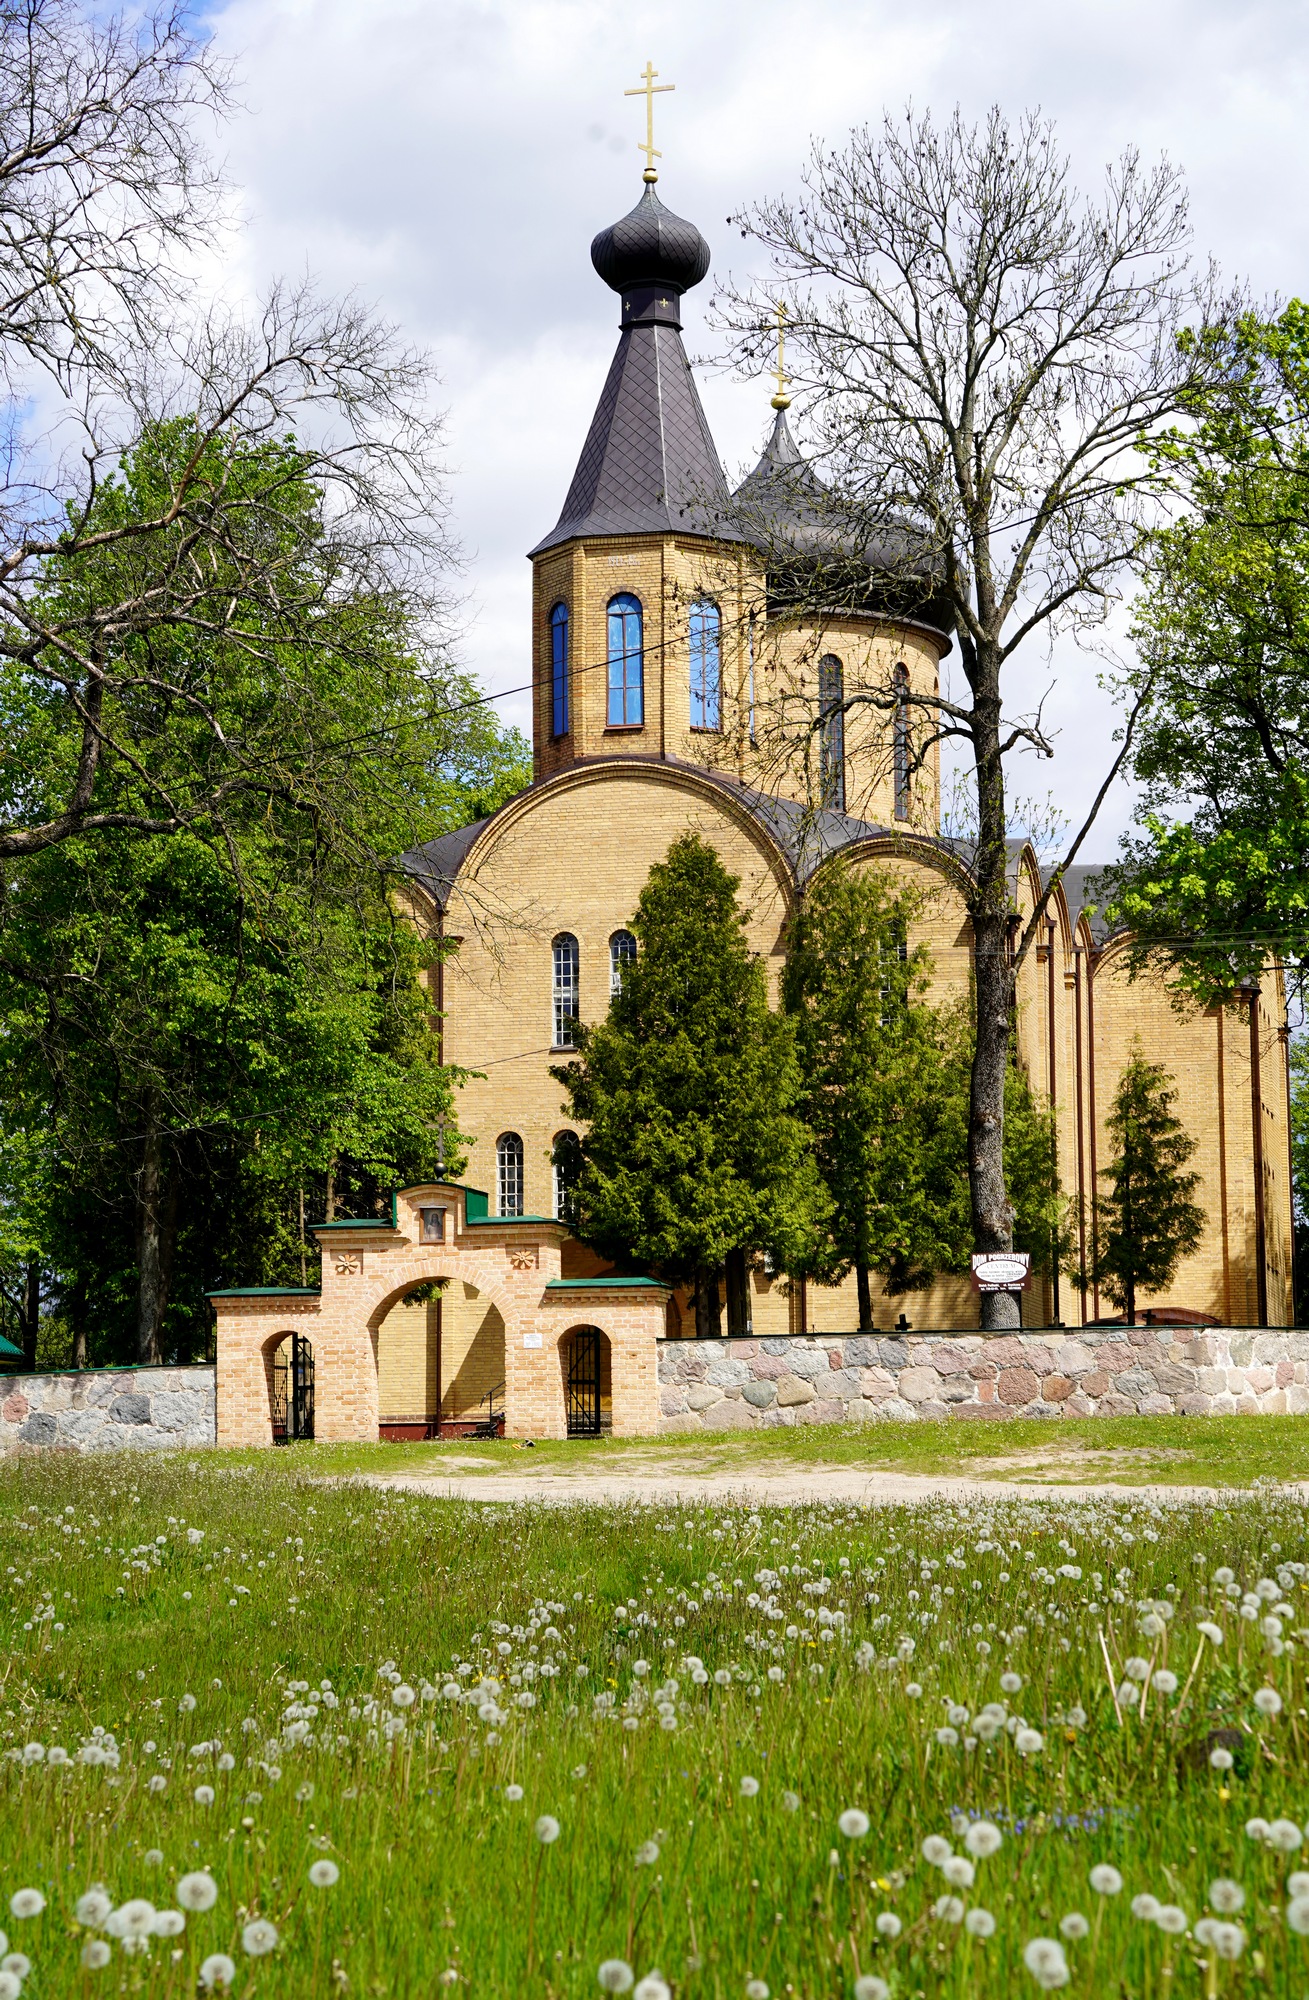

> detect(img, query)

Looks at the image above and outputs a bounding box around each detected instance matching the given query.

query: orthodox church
[386,164,1293,1422]
[210,153,1293,1446]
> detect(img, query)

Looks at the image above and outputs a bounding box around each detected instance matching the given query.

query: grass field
[234,1410,1309,1489]
[4,1447,1309,1996]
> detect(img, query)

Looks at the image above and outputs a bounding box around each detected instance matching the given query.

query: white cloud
[201,0,1309,847]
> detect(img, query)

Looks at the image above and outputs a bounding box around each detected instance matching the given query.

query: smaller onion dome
[591,184,711,297]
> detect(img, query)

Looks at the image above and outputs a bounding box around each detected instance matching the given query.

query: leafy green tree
[0,428,529,1365]
[1075,1047,1205,1323]
[553,834,830,1336]
[1109,305,1309,995]
[785,862,1064,1324]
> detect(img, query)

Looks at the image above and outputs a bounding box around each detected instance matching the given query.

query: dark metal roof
[529,186,745,558]
[1044,863,1112,943]
[731,409,954,641]
[401,818,489,911]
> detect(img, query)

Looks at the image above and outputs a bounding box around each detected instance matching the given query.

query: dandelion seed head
[838,1809,870,1839]
[177,1874,218,1913]
[634,1977,670,2000]
[1130,1894,1161,1922]
[7,1891,43,1920]
[1254,1687,1283,1717]
[504,1784,524,1802]
[942,1856,975,1888]
[965,1821,1003,1858]
[1209,1747,1234,1770]
[309,1860,340,1887]
[874,1911,902,1938]
[739,1776,760,1797]
[921,1834,953,1866]
[932,1895,965,1924]
[1156,1905,1188,1935]
[1059,1913,1089,1939]
[1287,1897,1309,1936]
[1269,1819,1303,1853]
[1022,1937,1070,1989]
[243,1919,278,1956]
[199,1952,236,1989]
[535,1815,561,1845]
[81,1940,112,1969]
[966,1908,996,1938]
[1090,1865,1123,1896]
[1209,1880,1245,1914]
[598,1959,635,1993]
[75,1888,113,1927]
[745,1982,769,2000]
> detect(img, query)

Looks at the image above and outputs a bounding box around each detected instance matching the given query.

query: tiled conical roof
[529,187,745,557]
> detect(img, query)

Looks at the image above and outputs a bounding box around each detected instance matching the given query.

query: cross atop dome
[624,60,674,185]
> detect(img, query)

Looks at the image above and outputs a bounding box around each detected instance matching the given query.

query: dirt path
[352,1463,1252,1508]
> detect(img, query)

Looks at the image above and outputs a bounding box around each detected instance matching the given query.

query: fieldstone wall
[0,1366,216,1454]
[656,1327,1309,1431]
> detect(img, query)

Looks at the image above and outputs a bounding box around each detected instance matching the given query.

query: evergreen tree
[553,834,829,1335]
[784,861,1065,1324]
[1079,1047,1205,1322]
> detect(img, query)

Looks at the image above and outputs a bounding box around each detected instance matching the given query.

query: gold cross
[771,302,792,411]
[625,60,675,183]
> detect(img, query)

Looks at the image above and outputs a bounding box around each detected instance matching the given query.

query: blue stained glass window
[607,594,644,727]
[550,602,569,737]
[689,598,721,730]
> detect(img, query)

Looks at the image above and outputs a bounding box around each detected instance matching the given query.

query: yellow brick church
[210,170,1294,1447]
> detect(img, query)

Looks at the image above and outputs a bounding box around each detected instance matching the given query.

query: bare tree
[716,106,1223,1326]
[0,0,454,871]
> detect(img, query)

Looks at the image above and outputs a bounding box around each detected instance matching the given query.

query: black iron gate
[565,1329,601,1438]
[272,1334,315,1443]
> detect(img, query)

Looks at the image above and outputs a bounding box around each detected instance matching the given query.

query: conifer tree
[1081,1047,1205,1323]
[552,834,829,1335]
[784,862,1065,1325]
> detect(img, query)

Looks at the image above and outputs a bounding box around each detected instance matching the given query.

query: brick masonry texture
[655,1329,1309,1430]
[0,1366,215,1453]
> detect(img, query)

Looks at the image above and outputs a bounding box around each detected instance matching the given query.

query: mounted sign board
[522,1332,543,1349]
[971,1252,1031,1293]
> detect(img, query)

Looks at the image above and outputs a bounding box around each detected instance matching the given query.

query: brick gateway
[207,1183,667,1446]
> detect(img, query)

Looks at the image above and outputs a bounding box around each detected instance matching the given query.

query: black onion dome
[590,184,711,296]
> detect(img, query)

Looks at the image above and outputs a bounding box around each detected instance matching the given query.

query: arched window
[607,593,644,727]
[552,932,580,1047]
[496,1133,524,1218]
[552,1130,583,1222]
[689,598,721,730]
[609,929,637,996]
[818,654,846,812]
[549,601,570,737]
[893,663,910,820]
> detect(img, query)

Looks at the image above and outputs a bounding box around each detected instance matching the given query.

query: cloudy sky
[202,0,1309,855]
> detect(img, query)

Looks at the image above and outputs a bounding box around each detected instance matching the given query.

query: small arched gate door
[272,1334,315,1443]
[565,1328,601,1438]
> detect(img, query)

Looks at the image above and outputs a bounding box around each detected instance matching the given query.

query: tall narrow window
[893,663,910,820]
[688,598,721,730]
[609,929,637,996]
[552,1130,582,1222]
[607,594,644,727]
[549,601,570,737]
[552,932,580,1047]
[818,654,846,812]
[496,1133,524,1218]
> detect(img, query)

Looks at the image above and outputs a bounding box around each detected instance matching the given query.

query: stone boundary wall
[0,1366,216,1454]
[656,1327,1309,1431]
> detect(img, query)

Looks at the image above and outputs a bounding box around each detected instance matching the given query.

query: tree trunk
[856,1262,874,1333]
[20,1258,39,1372]
[70,1275,89,1369]
[968,656,1020,1332]
[724,1250,750,1339]
[135,1099,177,1364]
[695,1264,723,1338]
[325,1157,337,1223]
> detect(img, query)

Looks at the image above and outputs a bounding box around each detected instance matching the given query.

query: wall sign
[971,1252,1031,1292]
[522,1332,543,1349]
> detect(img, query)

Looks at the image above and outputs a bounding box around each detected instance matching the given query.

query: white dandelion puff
[1000,1672,1023,1693]
[932,1896,965,1924]
[874,1912,902,1938]
[391,1685,416,1708]
[0,1971,20,1999]
[535,1815,561,1845]
[1015,1728,1044,1755]
[1197,1621,1224,1646]
[1209,1880,1245,1914]
[7,1891,43,1920]
[634,1977,671,2000]
[1131,1895,1161,1922]
[598,1960,635,1993]
[153,1911,186,1937]
[1022,1938,1070,1989]
[194,1784,215,1806]
[635,1841,660,1866]
[81,1940,112,1969]
[745,1983,769,2000]
[1287,1897,1309,1936]
[1269,1819,1303,1853]
[1059,1913,1089,1939]
[966,1908,996,1938]
[921,1834,953,1866]
[177,1874,218,1912]
[739,1776,760,1798]
[75,1888,113,1927]
[942,1856,975,1888]
[839,1809,870,1839]
[1156,1906,1189,1935]
[1210,1747,1234,1770]
[853,1980,889,2000]
[504,1784,524,1802]
[1213,1923,1245,1960]
[782,1791,800,1813]
[199,1953,236,1989]
[1151,1670,1178,1695]
[1090,1865,1123,1896]
[108,1900,157,1940]
[309,1860,340,1887]
[1254,1687,1283,1717]
[242,1918,278,1956]
[965,1821,1003,1858]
